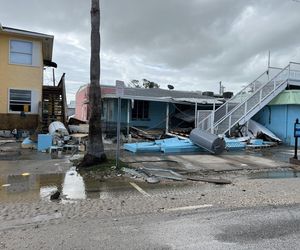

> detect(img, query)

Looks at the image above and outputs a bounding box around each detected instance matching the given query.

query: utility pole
[52,68,56,86]
[219,81,225,95]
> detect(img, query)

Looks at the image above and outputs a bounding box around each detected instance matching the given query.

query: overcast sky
[1,0,300,102]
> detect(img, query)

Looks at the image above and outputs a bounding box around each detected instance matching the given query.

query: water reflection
[0,169,85,202]
[249,170,300,179]
[0,167,126,202]
[40,186,58,200]
[62,167,86,200]
[0,167,191,203]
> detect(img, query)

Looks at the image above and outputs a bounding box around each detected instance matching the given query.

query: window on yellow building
[9,89,31,112]
[10,40,33,65]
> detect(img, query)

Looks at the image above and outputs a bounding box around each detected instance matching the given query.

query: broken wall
[254,104,300,146]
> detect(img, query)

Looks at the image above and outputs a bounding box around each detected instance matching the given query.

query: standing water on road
[249,169,300,179]
[0,167,190,203]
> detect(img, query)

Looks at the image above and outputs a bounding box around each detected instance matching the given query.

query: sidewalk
[122,145,296,173]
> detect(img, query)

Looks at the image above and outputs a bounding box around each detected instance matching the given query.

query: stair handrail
[215,70,268,117]
[197,62,300,133]
[219,79,289,136]
[197,70,268,131]
[241,80,288,121]
[197,110,214,132]
[213,63,290,130]
[288,61,300,79]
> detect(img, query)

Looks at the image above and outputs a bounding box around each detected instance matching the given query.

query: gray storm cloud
[1,0,300,100]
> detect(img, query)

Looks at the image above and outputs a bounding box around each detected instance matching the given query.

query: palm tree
[79,0,106,167]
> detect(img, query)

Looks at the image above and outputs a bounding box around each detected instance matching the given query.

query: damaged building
[0,25,67,133]
[74,84,226,137]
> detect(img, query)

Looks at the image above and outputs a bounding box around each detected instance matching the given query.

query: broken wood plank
[130,126,156,140]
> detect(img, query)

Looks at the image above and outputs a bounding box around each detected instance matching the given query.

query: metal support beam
[116,97,121,169]
[166,103,169,133]
[127,99,130,136]
[194,101,197,128]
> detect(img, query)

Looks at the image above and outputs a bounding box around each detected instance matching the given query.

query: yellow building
[0,24,55,130]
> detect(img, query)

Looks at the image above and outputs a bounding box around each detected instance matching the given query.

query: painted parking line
[166,204,213,212]
[129,182,151,197]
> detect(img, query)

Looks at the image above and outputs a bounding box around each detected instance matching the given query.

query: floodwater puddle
[249,169,300,179]
[0,167,115,202]
[0,167,189,203]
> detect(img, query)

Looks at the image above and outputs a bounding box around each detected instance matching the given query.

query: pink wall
[75,85,89,121]
[75,85,117,122]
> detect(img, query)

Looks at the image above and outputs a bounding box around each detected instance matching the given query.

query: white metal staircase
[197,62,300,136]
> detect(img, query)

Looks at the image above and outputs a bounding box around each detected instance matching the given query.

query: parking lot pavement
[122,145,296,172]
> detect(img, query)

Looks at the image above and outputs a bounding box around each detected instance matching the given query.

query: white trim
[8,38,41,67]
[2,27,53,39]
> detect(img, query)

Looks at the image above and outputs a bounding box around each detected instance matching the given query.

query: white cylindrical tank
[48,121,69,136]
[190,128,225,155]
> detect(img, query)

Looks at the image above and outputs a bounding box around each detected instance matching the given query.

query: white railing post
[259,89,262,103]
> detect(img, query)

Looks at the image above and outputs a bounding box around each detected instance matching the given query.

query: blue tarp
[124,137,271,153]
[124,137,203,153]
[224,138,246,150]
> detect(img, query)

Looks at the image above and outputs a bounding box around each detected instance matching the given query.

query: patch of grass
[78,158,128,172]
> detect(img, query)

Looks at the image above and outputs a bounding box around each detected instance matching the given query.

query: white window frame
[8,88,33,114]
[9,39,34,66]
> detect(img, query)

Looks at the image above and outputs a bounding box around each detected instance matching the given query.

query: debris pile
[130,126,164,140]
[123,166,231,185]
[16,121,89,157]
[224,120,281,151]
[124,120,282,155]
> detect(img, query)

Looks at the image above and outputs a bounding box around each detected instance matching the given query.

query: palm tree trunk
[79,0,106,167]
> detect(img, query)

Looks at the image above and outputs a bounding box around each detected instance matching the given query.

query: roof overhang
[78,84,223,105]
[0,25,54,62]
[102,94,222,105]
[171,97,223,105]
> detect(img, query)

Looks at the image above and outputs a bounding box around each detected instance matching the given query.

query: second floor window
[10,40,33,65]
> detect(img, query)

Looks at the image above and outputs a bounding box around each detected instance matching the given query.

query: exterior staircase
[197,62,300,136]
[41,73,67,132]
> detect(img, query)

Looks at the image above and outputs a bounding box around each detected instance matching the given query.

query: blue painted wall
[106,99,175,129]
[254,105,300,146]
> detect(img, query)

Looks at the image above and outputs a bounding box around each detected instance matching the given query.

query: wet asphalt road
[2,203,300,249]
